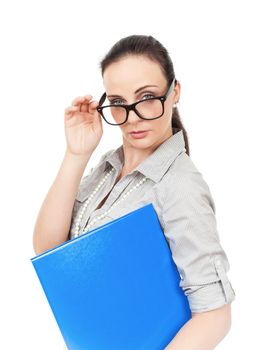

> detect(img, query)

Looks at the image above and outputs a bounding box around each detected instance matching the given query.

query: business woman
[33,35,235,350]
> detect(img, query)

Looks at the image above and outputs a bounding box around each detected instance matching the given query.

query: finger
[79,98,98,113]
[64,109,74,121]
[72,95,93,106]
[65,106,78,114]
[71,96,84,106]
[79,103,89,113]
[88,100,99,110]
[83,94,93,100]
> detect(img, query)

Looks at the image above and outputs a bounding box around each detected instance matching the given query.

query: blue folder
[31,203,191,350]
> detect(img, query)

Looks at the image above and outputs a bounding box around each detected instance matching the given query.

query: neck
[121,126,173,174]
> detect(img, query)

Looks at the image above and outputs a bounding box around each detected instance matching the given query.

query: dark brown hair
[99,34,190,156]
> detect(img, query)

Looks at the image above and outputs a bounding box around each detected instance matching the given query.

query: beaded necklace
[73,167,147,238]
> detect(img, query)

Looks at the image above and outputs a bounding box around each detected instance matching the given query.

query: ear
[173,80,181,104]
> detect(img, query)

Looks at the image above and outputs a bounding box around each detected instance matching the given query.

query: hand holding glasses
[64,95,103,156]
[96,77,177,126]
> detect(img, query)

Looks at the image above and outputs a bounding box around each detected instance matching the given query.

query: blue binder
[31,203,191,350]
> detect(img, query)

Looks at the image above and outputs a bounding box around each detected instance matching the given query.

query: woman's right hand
[64,95,103,156]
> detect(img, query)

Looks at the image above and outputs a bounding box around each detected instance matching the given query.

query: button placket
[77,172,148,236]
[81,176,121,232]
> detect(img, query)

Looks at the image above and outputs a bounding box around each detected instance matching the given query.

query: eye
[110,99,124,105]
[109,93,156,105]
[142,93,155,100]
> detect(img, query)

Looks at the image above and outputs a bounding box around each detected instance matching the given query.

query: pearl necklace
[73,167,147,238]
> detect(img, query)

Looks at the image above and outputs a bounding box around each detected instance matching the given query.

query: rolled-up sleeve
[161,163,236,313]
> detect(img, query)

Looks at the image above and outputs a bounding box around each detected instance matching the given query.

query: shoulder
[160,152,216,214]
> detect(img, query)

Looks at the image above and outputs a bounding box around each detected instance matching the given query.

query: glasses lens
[135,99,163,119]
[102,105,127,125]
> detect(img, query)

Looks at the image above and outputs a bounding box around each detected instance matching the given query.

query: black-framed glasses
[96,77,177,126]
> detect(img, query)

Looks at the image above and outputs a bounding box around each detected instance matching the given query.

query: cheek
[155,109,172,128]
[165,105,174,123]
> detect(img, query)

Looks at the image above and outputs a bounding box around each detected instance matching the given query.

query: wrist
[65,148,93,160]
[64,149,93,167]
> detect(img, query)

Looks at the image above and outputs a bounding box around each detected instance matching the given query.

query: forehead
[103,55,166,92]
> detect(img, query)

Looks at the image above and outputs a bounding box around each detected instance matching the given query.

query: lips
[130,130,148,134]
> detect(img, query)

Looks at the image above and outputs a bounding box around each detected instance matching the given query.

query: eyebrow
[107,84,158,98]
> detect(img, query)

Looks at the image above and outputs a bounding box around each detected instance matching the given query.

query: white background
[0,0,262,349]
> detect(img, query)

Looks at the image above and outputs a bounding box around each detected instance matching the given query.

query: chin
[127,135,158,150]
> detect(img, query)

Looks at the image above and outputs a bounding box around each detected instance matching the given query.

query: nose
[127,108,142,123]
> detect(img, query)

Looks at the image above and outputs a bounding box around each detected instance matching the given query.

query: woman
[33,35,235,349]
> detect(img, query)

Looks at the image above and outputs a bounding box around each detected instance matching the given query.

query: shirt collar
[104,127,186,183]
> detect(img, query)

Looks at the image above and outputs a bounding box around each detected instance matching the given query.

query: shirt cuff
[185,278,236,313]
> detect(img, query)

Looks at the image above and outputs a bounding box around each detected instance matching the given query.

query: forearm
[164,304,232,350]
[33,149,92,254]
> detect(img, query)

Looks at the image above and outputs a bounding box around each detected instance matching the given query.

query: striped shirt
[69,127,236,313]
